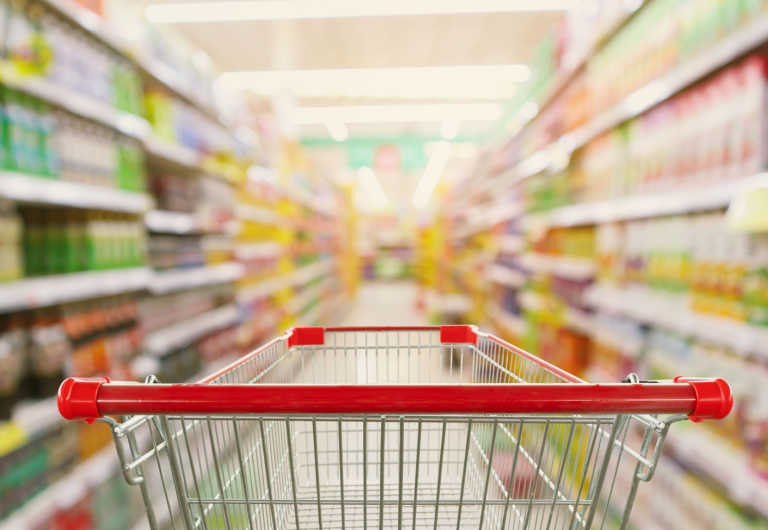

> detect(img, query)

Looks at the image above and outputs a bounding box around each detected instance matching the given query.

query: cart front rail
[59,379,731,420]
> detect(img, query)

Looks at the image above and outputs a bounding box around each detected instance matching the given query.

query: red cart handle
[58,377,732,421]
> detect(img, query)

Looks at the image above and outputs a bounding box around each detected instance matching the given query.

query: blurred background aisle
[337,281,424,327]
[0,0,767,528]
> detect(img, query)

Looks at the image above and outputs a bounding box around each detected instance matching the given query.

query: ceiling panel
[150,12,562,71]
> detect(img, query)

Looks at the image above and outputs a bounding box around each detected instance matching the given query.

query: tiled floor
[337,281,426,327]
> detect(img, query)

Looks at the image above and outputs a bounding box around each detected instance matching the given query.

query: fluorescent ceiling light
[441,120,460,140]
[294,103,502,125]
[146,0,574,24]
[357,166,390,211]
[325,121,348,142]
[413,141,451,208]
[218,65,529,101]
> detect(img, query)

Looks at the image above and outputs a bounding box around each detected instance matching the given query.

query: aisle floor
[336,281,426,327]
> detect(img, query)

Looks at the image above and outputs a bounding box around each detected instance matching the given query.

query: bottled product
[25,309,68,397]
[0,314,25,419]
[21,207,145,277]
[0,88,146,190]
[0,204,23,282]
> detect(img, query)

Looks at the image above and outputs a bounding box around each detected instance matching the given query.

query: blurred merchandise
[19,207,145,277]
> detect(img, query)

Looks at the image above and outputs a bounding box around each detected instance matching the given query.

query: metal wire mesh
[111,329,669,529]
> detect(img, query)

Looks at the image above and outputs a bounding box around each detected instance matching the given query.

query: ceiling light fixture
[294,103,502,125]
[325,121,349,142]
[413,141,451,208]
[357,166,390,211]
[217,65,529,100]
[146,0,574,24]
[440,120,460,140]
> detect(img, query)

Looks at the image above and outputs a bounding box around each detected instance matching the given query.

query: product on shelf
[19,207,145,277]
[150,172,199,212]
[0,86,146,190]
[138,284,232,335]
[147,234,204,269]
[2,0,144,116]
[0,202,23,282]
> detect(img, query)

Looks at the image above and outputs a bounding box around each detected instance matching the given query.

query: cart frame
[59,325,732,529]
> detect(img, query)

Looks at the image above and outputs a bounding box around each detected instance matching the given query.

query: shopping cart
[58,325,732,529]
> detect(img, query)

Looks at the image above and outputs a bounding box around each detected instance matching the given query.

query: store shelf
[297,301,324,327]
[0,267,150,313]
[489,304,526,336]
[498,235,524,255]
[144,303,240,356]
[143,136,200,168]
[287,278,332,314]
[510,1,647,140]
[1,68,151,140]
[666,426,768,519]
[38,0,223,127]
[234,242,282,260]
[0,171,152,212]
[586,284,768,358]
[148,262,244,294]
[281,185,334,217]
[488,263,526,288]
[236,204,281,224]
[520,252,596,281]
[237,259,335,303]
[145,209,200,234]
[0,443,117,530]
[7,395,60,439]
[535,174,766,228]
[454,202,524,240]
[424,290,472,316]
[513,15,768,181]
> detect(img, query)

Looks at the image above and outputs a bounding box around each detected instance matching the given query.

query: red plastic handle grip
[673,377,733,421]
[57,377,733,420]
[58,376,110,421]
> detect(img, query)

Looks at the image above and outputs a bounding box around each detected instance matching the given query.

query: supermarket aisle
[337,281,426,327]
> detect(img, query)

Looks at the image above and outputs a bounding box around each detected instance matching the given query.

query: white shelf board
[586,283,768,358]
[539,174,766,227]
[2,69,150,140]
[0,443,117,530]
[520,253,596,281]
[237,259,334,304]
[489,304,526,336]
[498,235,524,255]
[666,426,768,519]
[144,303,240,356]
[234,242,282,260]
[148,262,244,294]
[145,210,200,234]
[488,263,526,288]
[236,204,281,224]
[512,15,768,182]
[0,171,152,212]
[0,267,150,313]
[143,136,200,168]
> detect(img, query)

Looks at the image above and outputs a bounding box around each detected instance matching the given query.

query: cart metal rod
[59,379,731,419]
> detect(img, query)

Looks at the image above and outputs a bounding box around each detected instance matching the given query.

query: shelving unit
[0,171,152,212]
[433,6,768,529]
[38,0,225,127]
[586,284,768,358]
[511,14,768,182]
[520,252,595,281]
[0,267,150,313]
[144,303,240,356]
[0,3,352,530]
[147,262,244,294]
[532,174,767,228]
